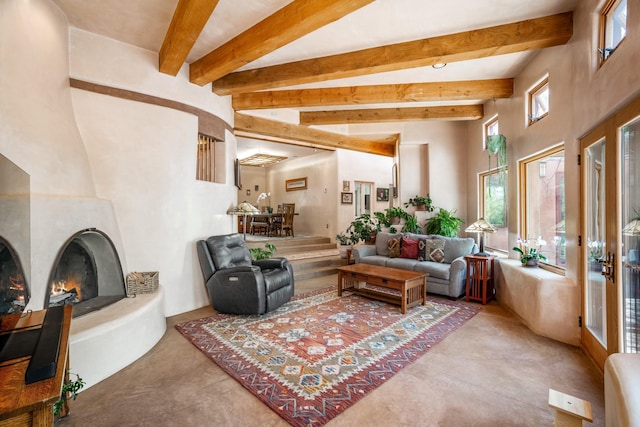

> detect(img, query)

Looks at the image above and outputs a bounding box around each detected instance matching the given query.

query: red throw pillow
[400,236,419,259]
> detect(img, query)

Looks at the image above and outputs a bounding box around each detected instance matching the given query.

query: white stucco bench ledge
[605,353,640,427]
[495,258,580,345]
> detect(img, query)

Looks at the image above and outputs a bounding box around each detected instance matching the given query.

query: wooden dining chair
[281,203,295,237]
[250,214,269,235]
[270,205,284,236]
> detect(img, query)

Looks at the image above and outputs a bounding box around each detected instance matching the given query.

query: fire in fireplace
[46,229,126,318]
[0,237,29,316]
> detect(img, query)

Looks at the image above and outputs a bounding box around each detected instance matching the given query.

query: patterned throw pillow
[400,236,419,259]
[387,237,401,258]
[420,239,446,263]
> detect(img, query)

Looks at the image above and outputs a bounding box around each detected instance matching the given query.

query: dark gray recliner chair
[196,233,294,315]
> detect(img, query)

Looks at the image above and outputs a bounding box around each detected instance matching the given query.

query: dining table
[250,212,284,237]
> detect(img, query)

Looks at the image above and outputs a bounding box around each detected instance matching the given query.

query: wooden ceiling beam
[189,0,374,85]
[299,105,484,125]
[213,12,572,95]
[159,0,221,76]
[232,79,512,110]
[234,113,395,157]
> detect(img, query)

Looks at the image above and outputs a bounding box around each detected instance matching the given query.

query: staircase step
[290,254,347,281]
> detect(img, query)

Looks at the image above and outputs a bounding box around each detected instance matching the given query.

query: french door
[580,95,640,369]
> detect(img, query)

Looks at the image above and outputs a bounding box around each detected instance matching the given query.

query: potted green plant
[348,213,379,244]
[401,215,420,233]
[513,237,547,267]
[404,194,434,212]
[54,372,85,419]
[249,242,276,260]
[424,208,464,237]
[336,232,356,259]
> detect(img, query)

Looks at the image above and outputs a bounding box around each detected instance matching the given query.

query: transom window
[528,77,549,126]
[600,0,627,63]
[518,145,565,271]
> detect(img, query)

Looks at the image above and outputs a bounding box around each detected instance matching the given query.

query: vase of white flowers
[256,192,271,212]
[513,236,548,267]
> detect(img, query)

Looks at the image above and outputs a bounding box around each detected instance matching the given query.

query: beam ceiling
[299,105,484,125]
[159,0,221,76]
[232,79,513,110]
[234,113,396,157]
[189,0,374,85]
[211,12,573,95]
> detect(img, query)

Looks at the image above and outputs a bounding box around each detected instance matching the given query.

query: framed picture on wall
[376,188,389,201]
[341,192,353,204]
[342,180,350,192]
[285,177,307,191]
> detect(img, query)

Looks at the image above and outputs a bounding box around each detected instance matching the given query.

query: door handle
[601,252,615,283]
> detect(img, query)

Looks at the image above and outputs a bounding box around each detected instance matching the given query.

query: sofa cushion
[421,239,445,263]
[375,232,402,257]
[387,237,401,258]
[443,237,475,263]
[413,261,451,280]
[400,236,419,259]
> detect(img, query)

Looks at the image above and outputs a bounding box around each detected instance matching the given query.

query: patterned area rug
[176,287,480,426]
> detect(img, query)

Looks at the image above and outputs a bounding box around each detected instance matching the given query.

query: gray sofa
[352,232,477,299]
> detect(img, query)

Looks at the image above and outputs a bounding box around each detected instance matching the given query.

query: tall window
[528,77,549,125]
[519,145,566,270]
[480,170,508,252]
[600,0,627,63]
[196,133,223,183]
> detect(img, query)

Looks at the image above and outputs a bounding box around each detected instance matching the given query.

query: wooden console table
[465,254,497,304]
[0,306,72,426]
[337,264,427,314]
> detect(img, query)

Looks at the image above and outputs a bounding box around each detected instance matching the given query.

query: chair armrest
[448,256,468,297]
[253,257,290,270]
[353,245,377,262]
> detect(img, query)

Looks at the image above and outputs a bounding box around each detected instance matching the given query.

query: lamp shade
[623,219,640,236]
[227,202,260,215]
[465,218,497,233]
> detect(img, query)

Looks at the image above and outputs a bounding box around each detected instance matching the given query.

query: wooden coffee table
[337,264,427,314]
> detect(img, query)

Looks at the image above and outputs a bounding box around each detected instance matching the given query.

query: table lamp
[227,202,260,240]
[465,217,497,257]
[623,218,640,264]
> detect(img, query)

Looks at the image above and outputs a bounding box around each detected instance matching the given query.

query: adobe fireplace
[0,237,29,316]
[45,229,126,318]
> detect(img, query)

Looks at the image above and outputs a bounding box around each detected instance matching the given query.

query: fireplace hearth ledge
[68,286,166,390]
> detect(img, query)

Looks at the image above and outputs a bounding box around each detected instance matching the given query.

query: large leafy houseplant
[424,208,464,237]
[348,213,379,244]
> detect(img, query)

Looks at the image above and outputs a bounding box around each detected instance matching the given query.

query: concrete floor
[59,274,605,426]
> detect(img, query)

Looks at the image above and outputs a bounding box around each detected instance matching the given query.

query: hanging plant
[486,134,507,172]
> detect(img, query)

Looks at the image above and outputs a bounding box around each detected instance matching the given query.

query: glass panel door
[585,138,607,348]
[621,116,640,352]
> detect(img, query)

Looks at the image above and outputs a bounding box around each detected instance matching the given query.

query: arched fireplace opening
[46,228,126,318]
[0,236,29,315]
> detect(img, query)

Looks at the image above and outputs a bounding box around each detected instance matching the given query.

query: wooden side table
[465,254,497,304]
